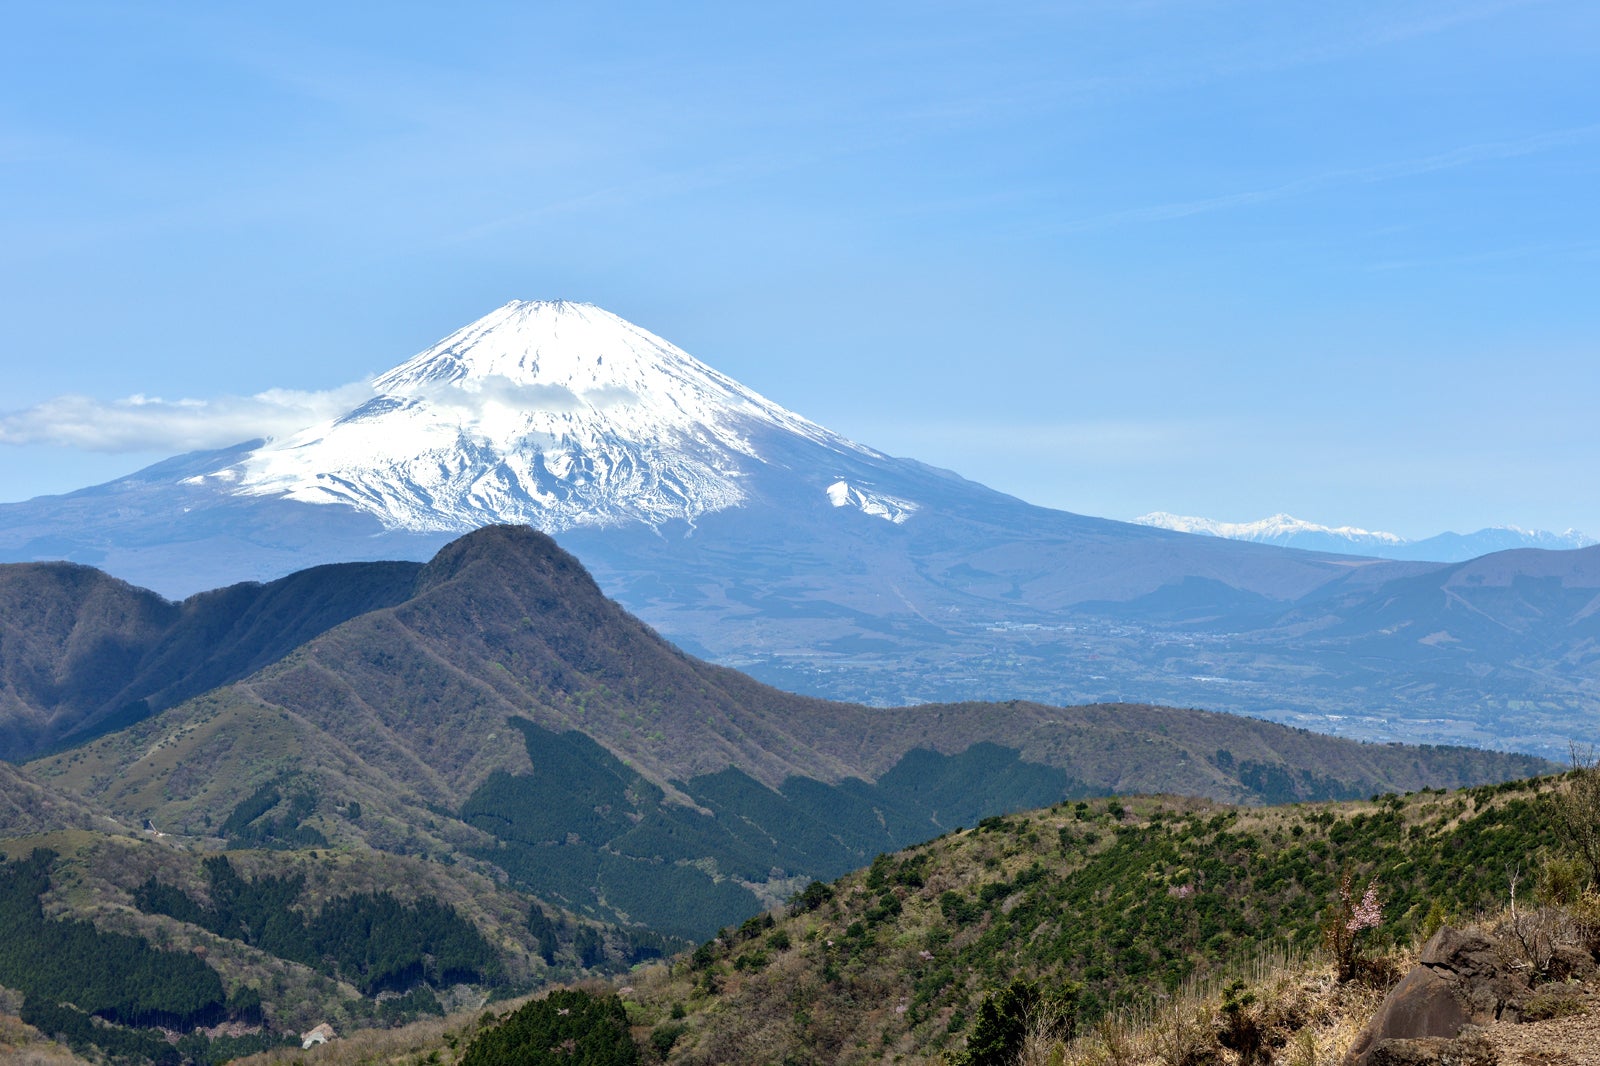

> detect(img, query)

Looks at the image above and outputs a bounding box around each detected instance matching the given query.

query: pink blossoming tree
[1324,873,1384,982]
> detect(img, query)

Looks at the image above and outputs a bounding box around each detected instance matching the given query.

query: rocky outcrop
[1361,1035,1496,1066]
[1344,927,1526,1066]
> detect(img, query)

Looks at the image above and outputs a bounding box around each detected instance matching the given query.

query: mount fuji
[211,300,907,535]
[6,299,1600,756]
[0,299,1361,603]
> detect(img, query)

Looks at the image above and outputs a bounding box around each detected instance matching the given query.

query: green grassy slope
[217,773,1576,1066]
[624,776,1560,1065]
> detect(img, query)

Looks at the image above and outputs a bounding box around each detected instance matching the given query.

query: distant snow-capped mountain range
[1134,511,1595,562]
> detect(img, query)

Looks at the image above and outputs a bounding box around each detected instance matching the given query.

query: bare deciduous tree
[1550,745,1600,889]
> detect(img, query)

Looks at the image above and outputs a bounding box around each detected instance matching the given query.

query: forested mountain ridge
[15,526,1543,837]
[0,558,419,761]
[13,526,1549,940]
[0,823,676,1064]
[0,759,107,838]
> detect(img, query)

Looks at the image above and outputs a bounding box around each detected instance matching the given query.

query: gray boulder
[1363,1035,1496,1066]
[1343,927,1522,1066]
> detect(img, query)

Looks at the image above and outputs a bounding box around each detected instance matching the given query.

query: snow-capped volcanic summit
[201,300,897,533]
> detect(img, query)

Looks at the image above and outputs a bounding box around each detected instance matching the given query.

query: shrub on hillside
[460,988,637,1066]
[951,978,1080,1066]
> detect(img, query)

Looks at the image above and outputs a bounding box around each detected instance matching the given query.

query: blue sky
[2,2,1597,538]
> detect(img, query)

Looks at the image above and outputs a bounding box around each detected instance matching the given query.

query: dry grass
[1026,945,1399,1066]
[0,1012,94,1065]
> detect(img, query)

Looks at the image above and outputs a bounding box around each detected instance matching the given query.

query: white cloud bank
[0,382,375,453]
[0,374,643,456]
[402,375,640,416]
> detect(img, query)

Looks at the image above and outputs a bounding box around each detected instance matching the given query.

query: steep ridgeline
[21,527,1550,945]
[0,558,419,761]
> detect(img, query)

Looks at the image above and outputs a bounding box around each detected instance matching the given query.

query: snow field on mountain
[196,300,900,533]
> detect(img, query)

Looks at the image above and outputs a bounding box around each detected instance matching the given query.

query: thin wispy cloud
[0,383,374,453]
